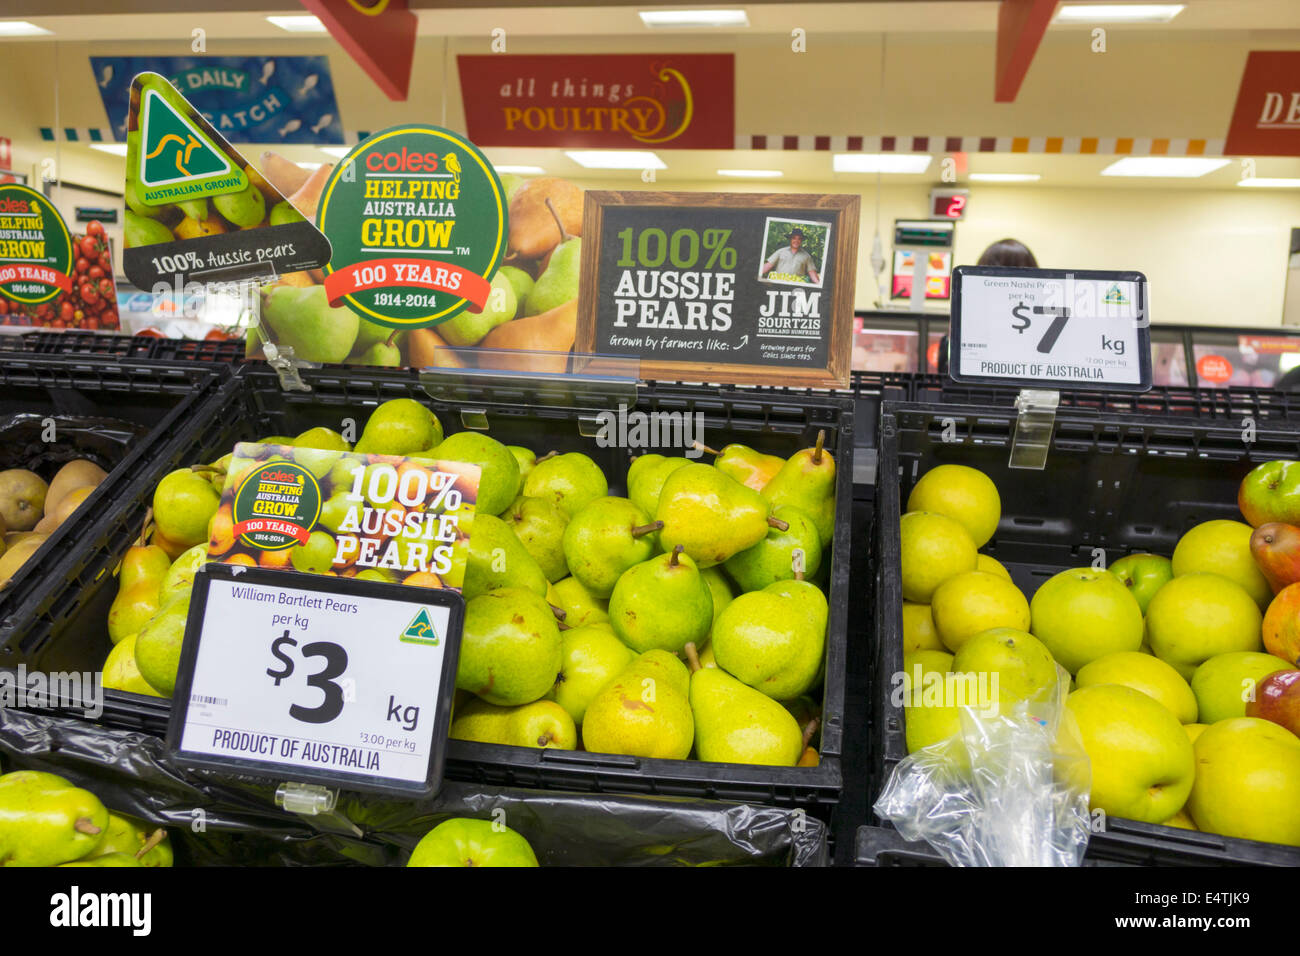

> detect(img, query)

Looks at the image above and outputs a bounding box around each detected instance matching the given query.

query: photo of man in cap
[760,226,823,285]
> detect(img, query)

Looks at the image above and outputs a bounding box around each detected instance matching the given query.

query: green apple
[1145,573,1264,680]
[1172,519,1271,609]
[906,464,1001,548]
[1189,650,1297,724]
[950,627,1058,706]
[1029,568,1144,674]
[1076,650,1197,724]
[548,623,634,725]
[1107,553,1173,615]
[899,511,978,603]
[406,818,539,867]
[1065,684,1195,824]
[1238,459,1300,528]
[1187,717,1300,847]
[930,571,1030,654]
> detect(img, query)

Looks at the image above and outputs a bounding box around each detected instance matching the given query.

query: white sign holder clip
[236,274,313,393]
[1009,388,1059,471]
[275,781,362,837]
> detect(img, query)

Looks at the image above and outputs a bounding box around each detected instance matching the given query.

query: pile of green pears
[0,770,172,867]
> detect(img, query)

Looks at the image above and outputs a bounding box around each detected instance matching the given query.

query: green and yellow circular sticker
[0,184,74,306]
[317,125,507,329]
[232,461,323,551]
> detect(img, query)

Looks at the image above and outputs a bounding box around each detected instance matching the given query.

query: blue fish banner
[91,55,344,144]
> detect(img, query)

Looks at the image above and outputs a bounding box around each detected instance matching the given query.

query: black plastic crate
[868,399,1300,865]
[0,353,230,659]
[18,330,246,365]
[12,364,855,812]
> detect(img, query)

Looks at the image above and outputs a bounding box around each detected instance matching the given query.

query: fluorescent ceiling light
[297,162,322,170]
[0,21,52,36]
[494,165,545,175]
[639,9,749,28]
[833,153,932,174]
[1056,4,1184,23]
[320,146,352,159]
[969,173,1041,182]
[566,150,666,170]
[266,15,327,32]
[1237,178,1300,188]
[717,168,783,178]
[1101,157,1229,177]
[89,143,128,156]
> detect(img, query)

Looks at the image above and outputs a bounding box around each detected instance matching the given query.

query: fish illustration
[297,74,319,98]
[310,113,334,134]
[278,118,302,138]
[260,60,276,85]
[98,64,114,88]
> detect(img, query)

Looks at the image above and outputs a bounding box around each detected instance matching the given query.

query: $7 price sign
[266,629,349,725]
[1010,301,1071,355]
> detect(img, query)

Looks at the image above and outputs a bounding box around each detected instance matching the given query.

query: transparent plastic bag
[874,665,1092,867]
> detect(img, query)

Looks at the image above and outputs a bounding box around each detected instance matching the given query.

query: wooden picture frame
[576,191,859,388]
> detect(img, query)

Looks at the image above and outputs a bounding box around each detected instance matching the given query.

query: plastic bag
[0,413,147,474]
[873,666,1092,867]
[0,708,828,867]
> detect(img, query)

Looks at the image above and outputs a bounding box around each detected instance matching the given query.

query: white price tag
[168,564,462,797]
[950,266,1151,391]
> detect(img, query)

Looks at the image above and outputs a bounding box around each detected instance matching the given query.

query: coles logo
[365,147,441,173]
[1197,354,1233,384]
[0,197,31,214]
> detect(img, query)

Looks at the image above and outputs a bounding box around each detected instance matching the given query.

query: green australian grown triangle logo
[401,608,440,646]
[137,86,247,201]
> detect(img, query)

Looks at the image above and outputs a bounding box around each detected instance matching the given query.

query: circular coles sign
[316,125,507,329]
[232,461,323,551]
[0,184,74,306]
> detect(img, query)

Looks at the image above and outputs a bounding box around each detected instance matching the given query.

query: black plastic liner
[0,708,827,867]
[0,413,147,474]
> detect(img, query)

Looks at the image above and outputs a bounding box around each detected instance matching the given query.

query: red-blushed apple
[1239,460,1300,528]
[1246,669,1300,737]
[1263,582,1300,667]
[1107,553,1173,615]
[1250,522,1300,594]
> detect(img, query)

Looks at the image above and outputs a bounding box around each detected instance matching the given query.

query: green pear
[498,265,535,307]
[353,316,399,353]
[160,544,208,604]
[107,545,172,645]
[724,504,822,592]
[213,181,266,228]
[711,443,785,492]
[711,578,827,700]
[627,454,690,518]
[290,530,337,574]
[507,446,536,496]
[608,545,713,653]
[686,646,803,766]
[656,463,773,568]
[77,813,172,867]
[124,177,163,219]
[0,771,110,867]
[439,272,517,347]
[124,209,174,247]
[153,469,220,548]
[292,426,349,479]
[319,490,360,535]
[761,431,836,546]
[526,237,581,316]
[134,592,193,696]
[352,340,402,367]
[701,566,735,642]
[546,576,609,628]
[581,650,694,759]
[498,173,527,203]
[456,587,562,706]
[522,452,608,518]
[546,622,634,725]
[61,852,144,867]
[561,496,660,599]
[504,495,569,583]
[462,513,549,600]
[269,199,305,226]
[430,432,520,517]
[450,697,576,749]
[354,398,443,455]
[261,285,360,364]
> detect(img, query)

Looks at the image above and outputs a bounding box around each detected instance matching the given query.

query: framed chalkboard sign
[576,191,859,387]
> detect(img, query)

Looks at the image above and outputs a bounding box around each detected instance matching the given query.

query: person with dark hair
[938,238,1039,374]
[761,227,821,284]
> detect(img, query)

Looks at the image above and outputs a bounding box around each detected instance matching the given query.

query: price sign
[168,564,463,797]
[949,266,1152,392]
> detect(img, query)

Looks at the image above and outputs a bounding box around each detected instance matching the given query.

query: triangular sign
[400,608,440,646]
[138,87,241,196]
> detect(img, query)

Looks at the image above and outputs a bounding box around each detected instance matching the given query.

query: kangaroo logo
[400,608,440,646]
[138,87,232,188]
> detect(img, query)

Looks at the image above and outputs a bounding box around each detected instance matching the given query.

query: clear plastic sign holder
[1008,388,1061,471]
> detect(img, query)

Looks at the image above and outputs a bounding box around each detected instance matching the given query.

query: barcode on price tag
[167,563,463,798]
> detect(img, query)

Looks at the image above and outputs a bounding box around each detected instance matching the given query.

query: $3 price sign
[266,630,350,725]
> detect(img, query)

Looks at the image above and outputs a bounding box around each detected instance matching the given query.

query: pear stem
[536,450,559,464]
[385,329,400,348]
[669,543,684,567]
[136,828,166,860]
[794,568,805,582]
[801,717,820,751]
[812,430,825,465]
[767,515,790,531]
[137,507,154,548]
[538,733,553,746]
[692,440,720,457]
[683,642,701,673]
[189,464,223,475]
[545,196,572,244]
[550,604,567,623]
[631,520,663,538]
[74,818,102,836]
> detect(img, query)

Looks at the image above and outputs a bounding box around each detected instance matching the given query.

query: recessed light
[1056,4,1184,23]
[266,15,328,33]
[1101,157,1229,178]
[320,146,352,159]
[1237,178,1300,188]
[566,150,666,170]
[494,165,545,175]
[717,168,783,178]
[639,9,749,28]
[90,144,128,156]
[0,21,52,37]
[833,153,932,174]
[969,173,1041,182]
